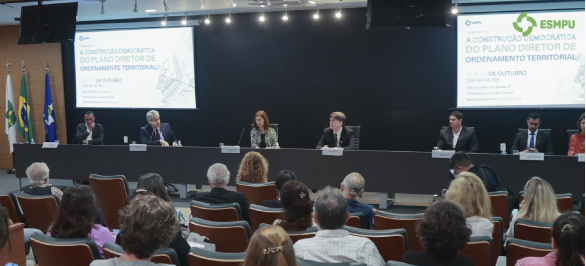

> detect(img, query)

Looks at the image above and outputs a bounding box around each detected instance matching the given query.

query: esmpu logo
[513,12,575,36]
[78,36,90,41]
[465,20,471,26]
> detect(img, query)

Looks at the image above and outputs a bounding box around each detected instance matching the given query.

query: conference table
[13,144,585,202]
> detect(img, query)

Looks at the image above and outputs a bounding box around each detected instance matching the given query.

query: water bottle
[177,140,182,147]
[275,142,280,149]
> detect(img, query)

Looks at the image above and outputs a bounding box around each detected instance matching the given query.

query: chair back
[297,259,366,266]
[346,126,360,150]
[519,192,573,213]
[102,242,124,259]
[346,212,365,229]
[189,218,251,252]
[258,223,318,243]
[488,191,510,229]
[506,238,553,266]
[344,226,407,262]
[374,211,423,251]
[518,128,551,134]
[568,129,579,150]
[492,217,503,266]
[104,242,180,265]
[16,193,59,234]
[30,232,102,266]
[235,181,278,205]
[191,200,242,222]
[0,223,26,266]
[514,219,553,243]
[188,247,245,266]
[89,174,129,230]
[248,204,283,231]
[443,126,475,130]
[460,236,493,266]
[0,193,22,224]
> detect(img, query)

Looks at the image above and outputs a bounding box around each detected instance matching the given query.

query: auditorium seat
[374,211,423,251]
[89,174,129,230]
[344,226,408,262]
[519,191,573,213]
[513,219,553,243]
[0,193,23,224]
[258,223,318,243]
[460,236,493,266]
[30,232,102,266]
[346,126,361,150]
[506,238,553,266]
[346,212,366,229]
[235,181,278,205]
[16,193,60,234]
[189,218,251,252]
[248,204,283,231]
[488,191,510,229]
[103,242,180,265]
[188,247,245,266]
[492,217,503,266]
[0,223,26,266]
[191,200,243,222]
[297,259,366,266]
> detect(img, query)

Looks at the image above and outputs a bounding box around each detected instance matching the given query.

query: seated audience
[91,194,179,266]
[274,181,316,230]
[446,172,494,237]
[0,206,10,250]
[506,177,560,239]
[251,110,278,149]
[402,200,474,266]
[2,203,43,248]
[341,172,376,229]
[568,113,585,156]
[449,151,499,192]
[242,225,297,266]
[515,212,585,266]
[237,151,269,183]
[195,163,251,223]
[436,111,479,153]
[23,162,63,199]
[261,170,297,208]
[47,185,115,256]
[293,186,385,266]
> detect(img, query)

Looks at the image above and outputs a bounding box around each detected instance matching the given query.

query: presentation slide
[74,28,196,109]
[457,10,584,108]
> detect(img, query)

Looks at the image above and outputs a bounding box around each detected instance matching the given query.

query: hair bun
[263,246,283,255]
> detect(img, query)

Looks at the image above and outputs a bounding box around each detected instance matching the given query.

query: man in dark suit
[140,110,178,146]
[316,112,355,150]
[194,163,250,223]
[436,111,478,152]
[74,111,104,145]
[511,112,554,155]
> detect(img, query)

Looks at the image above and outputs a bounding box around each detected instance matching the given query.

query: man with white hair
[193,163,251,223]
[22,162,63,199]
[341,172,376,229]
[140,110,178,146]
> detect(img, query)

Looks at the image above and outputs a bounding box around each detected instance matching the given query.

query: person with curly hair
[446,172,494,237]
[273,181,316,231]
[236,151,269,183]
[402,200,474,266]
[242,225,298,266]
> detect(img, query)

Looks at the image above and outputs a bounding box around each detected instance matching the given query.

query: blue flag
[44,73,57,142]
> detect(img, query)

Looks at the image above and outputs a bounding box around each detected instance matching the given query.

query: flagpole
[6,61,15,175]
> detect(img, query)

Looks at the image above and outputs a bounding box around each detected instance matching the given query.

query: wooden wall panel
[0,25,67,169]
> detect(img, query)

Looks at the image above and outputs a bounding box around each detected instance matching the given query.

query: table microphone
[237,128,245,147]
[71,125,81,144]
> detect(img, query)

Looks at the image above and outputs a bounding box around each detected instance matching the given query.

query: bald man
[340,172,376,230]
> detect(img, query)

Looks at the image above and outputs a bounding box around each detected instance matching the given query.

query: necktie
[334,132,338,147]
[156,129,161,140]
[529,132,535,149]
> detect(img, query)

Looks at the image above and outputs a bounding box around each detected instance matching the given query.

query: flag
[17,72,34,143]
[44,73,56,142]
[5,74,17,153]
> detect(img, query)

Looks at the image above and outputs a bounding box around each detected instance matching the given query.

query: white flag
[5,74,17,154]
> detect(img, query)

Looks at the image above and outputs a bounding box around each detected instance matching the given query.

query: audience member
[91,194,179,266]
[446,172,494,237]
[195,163,251,223]
[449,151,499,192]
[568,113,585,156]
[341,172,376,229]
[47,185,114,256]
[23,162,63,199]
[242,225,298,266]
[261,170,297,208]
[274,181,316,230]
[0,206,10,250]
[402,200,474,266]
[506,177,561,239]
[293,186,385,266]
[237,151,269,183]
[251,110,278,149]
[2,203,43,249]
[515,212,585,266]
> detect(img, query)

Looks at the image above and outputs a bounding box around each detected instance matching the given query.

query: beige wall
[0,25,67,169]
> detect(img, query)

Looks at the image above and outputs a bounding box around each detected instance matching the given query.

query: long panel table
[13,144,585,200]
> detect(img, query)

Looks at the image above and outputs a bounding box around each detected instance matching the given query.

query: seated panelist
[568,113,585,156]
[251,110,278,149]
[140,110,178,146]
[74,111,104,145]
[316,111,355,150]
[436,111,478,152]
[511,112,554,155]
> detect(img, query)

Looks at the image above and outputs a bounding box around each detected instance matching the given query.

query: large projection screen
[74,28,196,109]
[457,10,584,108]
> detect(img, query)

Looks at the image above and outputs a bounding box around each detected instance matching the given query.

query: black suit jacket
[140,123,177,145]
[511,129,554,155]
[316,126,355,150]
[194,187,251,223]
[74,123,104,145]
[436,126,478,153]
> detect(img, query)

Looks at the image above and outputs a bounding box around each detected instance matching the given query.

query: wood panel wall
[0,25,67,169]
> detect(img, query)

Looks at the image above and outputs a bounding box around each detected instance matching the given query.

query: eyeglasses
[255,119,263,122]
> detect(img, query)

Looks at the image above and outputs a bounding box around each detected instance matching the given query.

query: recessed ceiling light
[146,9,157,12]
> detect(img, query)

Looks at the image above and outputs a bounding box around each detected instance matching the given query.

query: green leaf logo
[513,12,537,36]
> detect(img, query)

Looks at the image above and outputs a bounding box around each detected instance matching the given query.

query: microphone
[149,128,156,141]
[237,128,245,147]
[71,125,81,144]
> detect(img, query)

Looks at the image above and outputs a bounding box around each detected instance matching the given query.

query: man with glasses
[74,111,104,145]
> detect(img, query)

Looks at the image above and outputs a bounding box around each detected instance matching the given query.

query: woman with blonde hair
[242,225,298,266]
[446,172,494,237]
[506,176,560,239]
[236,151,269,183]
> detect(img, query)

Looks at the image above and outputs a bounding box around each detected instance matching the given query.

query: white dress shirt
[527,129,539,149]
[85,122,94,143]
[452,126,462,149]
[293,229,385,266]
[466,216,494,237]
[334,129,342,148]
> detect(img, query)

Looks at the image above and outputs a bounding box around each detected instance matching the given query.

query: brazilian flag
[17,72,34,143]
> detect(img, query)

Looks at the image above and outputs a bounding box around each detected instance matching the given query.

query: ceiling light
[313,9,319,19]
[161,15,167,26]
[282,10,288,21]
[452,3,458,14]
[200,0,205,9]
[163,0,169,11]
[230,0,237,7]
[145,9,156,12]
[133,0,138,12]
[226,13,232,23]
[259,12,265,22]
[308,1,316,4]
[335,8,342,18]
[182,15,187,25]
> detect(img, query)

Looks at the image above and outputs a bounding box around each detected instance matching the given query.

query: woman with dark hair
[273,181,316,231]
[251,110,278,149]
[568,113,585,156]
[47,185,115,256]
[242,225,298,266]
[403,200,474,266]
[515,212,585,266]
[0,206,10,251]
[261,170,297,208]
[237,151,269,183]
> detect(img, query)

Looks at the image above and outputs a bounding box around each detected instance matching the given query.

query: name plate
[519,152,544,161]
[431,150,455,158]
[578,154,585,162]
[221,146,240,153]
[42,142,59,149]
[322,147,344,156]
[129,144,147,151]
